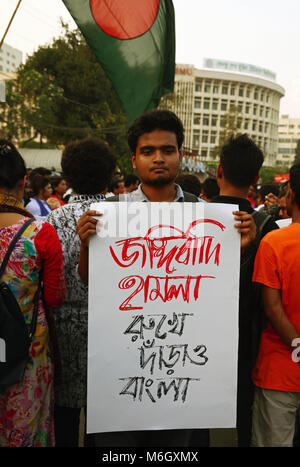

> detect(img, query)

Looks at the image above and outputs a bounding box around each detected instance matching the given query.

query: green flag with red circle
[62,0,175,124]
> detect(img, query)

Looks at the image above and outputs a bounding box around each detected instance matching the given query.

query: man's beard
[142,173,175,187]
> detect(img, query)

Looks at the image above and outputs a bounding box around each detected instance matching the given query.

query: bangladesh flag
[62,0,175,124]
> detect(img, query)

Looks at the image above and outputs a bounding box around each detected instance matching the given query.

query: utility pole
[0,0,23,50]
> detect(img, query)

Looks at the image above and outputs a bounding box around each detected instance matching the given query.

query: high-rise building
[160,62,285,167]
[0,43,22,73]
[277,115,300,167]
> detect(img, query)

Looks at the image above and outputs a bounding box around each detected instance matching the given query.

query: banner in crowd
[274,173,290,183]
[87,202,240,433]
[62,0,175,124]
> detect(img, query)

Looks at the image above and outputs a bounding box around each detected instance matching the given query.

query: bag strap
[251,210,272,238]
[29,272,41,340]
[0,218,39,340]
[0,218,35,280]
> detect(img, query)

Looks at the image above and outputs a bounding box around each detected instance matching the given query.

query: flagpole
[0,0,23,50]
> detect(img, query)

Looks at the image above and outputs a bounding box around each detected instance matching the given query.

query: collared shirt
[119,184,203,202]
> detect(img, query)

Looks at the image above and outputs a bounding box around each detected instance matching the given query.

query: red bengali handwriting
[109,219,225,311]
[110,219,225,274]
[118,274,215,311]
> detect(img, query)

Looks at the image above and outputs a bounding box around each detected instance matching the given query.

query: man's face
[114,182,125,195]
[131,130,182,186]
[278,195,289,219]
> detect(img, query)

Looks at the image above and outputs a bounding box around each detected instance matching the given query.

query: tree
[294,139,300,165]
[0,23,132,173]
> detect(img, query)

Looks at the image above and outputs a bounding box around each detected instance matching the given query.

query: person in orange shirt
[251,163,300,447]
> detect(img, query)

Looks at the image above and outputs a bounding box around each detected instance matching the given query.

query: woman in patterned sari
[0,140,66,447]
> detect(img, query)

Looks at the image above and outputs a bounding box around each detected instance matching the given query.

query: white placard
[276,218,292,228]
[87,202,240,433]
[0,338,5,362]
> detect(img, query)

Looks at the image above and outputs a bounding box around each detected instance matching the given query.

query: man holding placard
[77,110,255,447]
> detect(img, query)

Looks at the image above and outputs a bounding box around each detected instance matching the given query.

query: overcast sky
[1,0,299,117]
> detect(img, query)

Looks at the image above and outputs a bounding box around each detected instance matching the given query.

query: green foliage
[0,23,132,173]
[259,166,289,184]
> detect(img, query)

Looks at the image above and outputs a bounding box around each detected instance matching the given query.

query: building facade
[160,64,285,167]
[277,115,300,167]
[0,43,22,73]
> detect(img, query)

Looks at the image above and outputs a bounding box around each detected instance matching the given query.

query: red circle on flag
[90,0,160,39]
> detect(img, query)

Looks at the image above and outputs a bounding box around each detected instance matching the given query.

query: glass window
[230,85,235,96]
[204,81,211,92]
[201,149,207,157]
[203,99,210,110]
[222,85,228,94]
[193,136,200,147]
[194,115,201,125]
[203,115,209,126]
[213,84,219,93]
[211,117,217,126]
[202,134,208,143]
[194,100,201,109]
[221,101,227,111]
[212,99,218,110]
[195,84,201,92]
[239,86,244,97]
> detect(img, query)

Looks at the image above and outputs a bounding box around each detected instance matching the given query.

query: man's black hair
[124,174,140,187]
[127,109,184,153]
[30,173,50,196]
[202,177,220,200]
[29,166,52,181]
[61,138,116,195]
[110,179,124,192]
[220,134,264,188]
[0,139,26,189]
[258,183,279,201]
[290,163,300,208]
[176,173,202,197]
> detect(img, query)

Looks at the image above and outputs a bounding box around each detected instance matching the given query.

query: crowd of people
[0,109,299,448]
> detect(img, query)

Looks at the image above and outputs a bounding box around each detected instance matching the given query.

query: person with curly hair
[46,138,116,447]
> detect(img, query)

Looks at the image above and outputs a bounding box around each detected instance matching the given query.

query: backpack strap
[251,210,272,239]
[34,198,50,217]
[0,218,35,280]
[182,191,199,202]
[0,217,39,341]
[29,273,41,340]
